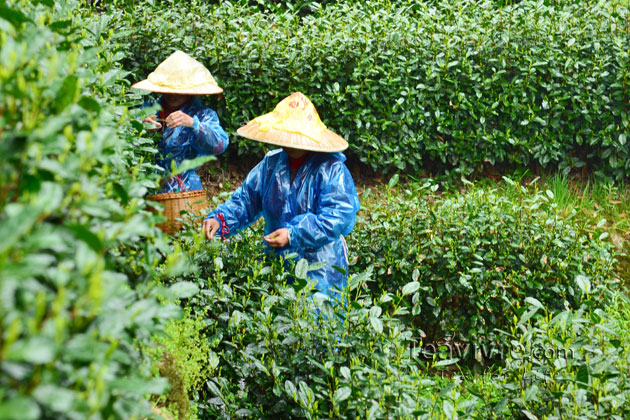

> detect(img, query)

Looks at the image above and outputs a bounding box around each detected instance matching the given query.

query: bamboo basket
[148,189,209,234]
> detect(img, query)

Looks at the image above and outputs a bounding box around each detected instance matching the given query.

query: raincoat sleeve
[191,108,229,156]
[286,161,359,249]
[204,159,265,235]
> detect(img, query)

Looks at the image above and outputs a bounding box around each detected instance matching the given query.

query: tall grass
[489,173,630,287]
[544,176,629,240]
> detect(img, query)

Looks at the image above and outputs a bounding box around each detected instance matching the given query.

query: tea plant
[500,293,630,418]
[349,178,619,359]
[103,0,629,177]
[161,171,623,417]
[0,1,188,418]
[167,225,502,419]
[3,1,628,419]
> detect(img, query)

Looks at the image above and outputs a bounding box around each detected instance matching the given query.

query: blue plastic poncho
[149,97,229,193]
[205,149,360,297]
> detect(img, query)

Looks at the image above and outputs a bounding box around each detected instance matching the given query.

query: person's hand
[264,228,289,248]
[142,116,162,131]
[202,217,220,240]
[164,110,194,128]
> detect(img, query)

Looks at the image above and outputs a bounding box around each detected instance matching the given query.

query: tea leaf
[576,275,591,294]
[172,155,216,176]
[295,258,308,280]
[402,281,420,296]
[333,386,352,403]
[169,281,199,299]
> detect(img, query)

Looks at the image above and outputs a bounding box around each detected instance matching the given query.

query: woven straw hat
[237,92,348,153]
[131,50,222,95]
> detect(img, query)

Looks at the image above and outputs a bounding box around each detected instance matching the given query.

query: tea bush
[103,0,629,177]
[499,294,630,418]
[0,1,189,418]
[161,177,622,418]
[348,179,619,358]
[170,225,502,419]
[3,1,628,419]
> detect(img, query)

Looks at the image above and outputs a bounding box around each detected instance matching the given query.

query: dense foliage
[501,295,630,418]
[349,178,619,355]
[171,225,490,419]
[0,1,187,418]
[162,177,622,418]
[2,1,629,420]
[105,0,630,177]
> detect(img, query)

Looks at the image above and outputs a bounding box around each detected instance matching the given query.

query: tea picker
[203,92,360,301]
[132,51,229,233]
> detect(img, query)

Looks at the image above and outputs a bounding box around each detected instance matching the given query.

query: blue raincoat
[205,149,360,298]
[149,97,229,193]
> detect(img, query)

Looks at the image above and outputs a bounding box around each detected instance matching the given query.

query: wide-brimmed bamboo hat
[131,50,222,95]
[237,92,348,153]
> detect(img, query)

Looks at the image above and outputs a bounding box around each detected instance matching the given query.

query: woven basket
[148,189,209,234]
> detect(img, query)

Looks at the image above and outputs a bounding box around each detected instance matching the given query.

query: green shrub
[163,178,620,418]
[500,293,630,418]
[169,226,496,419]
[0,1,188,418]
[105,0,629,177]
[149,309,213,419]
[348,179,619,358]
[165,180,621,418]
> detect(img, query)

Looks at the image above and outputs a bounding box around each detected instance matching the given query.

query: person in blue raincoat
[132,50,228,193]
[203,92,360,299]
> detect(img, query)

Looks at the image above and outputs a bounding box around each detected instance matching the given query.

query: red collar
[289,155,307,171]
[160,98,192,120]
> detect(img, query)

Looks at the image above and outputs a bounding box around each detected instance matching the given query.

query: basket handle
[175,174,187,192]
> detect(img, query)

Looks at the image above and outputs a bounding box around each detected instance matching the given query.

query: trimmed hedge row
[106,0,629,177]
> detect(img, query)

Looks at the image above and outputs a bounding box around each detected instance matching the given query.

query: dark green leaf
[67,224,103,253]
[55,75,79,112]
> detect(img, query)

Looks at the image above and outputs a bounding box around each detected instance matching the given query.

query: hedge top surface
[132,50,223,95]
[116,0,630,177]
[237,92,349,152]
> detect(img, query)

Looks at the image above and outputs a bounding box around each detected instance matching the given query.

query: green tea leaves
[54,75,79,112]
[169,281,200,299]
[333,386,352,404]
[0,398,40,420]
[576,275,591,295]
[402,281,420,296]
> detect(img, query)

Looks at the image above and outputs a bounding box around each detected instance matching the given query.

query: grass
[540,174,630,286]
[546,174,629,234]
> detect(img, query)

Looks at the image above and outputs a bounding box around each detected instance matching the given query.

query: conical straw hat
[131,50,222,95]
[237,92,348,153]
